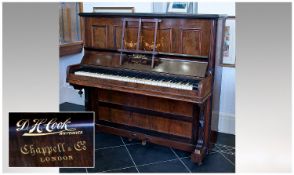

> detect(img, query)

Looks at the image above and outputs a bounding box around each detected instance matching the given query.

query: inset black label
[9,112,94,167]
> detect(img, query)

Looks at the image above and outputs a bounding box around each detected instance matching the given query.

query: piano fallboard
[81,51,209,78]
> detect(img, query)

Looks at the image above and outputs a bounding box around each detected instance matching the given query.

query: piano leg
[191,102,207,165]
[84,87,98,112]
[191,147,206,165]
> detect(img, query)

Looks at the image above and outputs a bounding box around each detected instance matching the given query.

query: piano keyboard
[74,67,200,91]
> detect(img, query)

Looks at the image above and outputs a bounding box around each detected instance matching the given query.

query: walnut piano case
[67,13,226,165]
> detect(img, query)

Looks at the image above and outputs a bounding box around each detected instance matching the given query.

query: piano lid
[81,51,208,78]
[79,12,227,19]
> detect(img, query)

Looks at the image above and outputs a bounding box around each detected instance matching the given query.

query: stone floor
[59,102,235,173]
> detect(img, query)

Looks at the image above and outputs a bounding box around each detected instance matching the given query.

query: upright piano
[67,13,226,164]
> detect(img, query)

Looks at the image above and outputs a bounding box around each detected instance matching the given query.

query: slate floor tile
[121,136,141,144]
[60,102,85,111]
[127,143,176,165]
[95,132,123,149]
[87,147,134,172]
[172,148,191,158]
[223,154,235,165]
[59,168,87,173]
[216,132,235,146]
[181,152,235,173]
[138,159,189,173]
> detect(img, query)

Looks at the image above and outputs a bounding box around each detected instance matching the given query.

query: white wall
[218,67,235,134]
[60,2,235,134]
[198,2,235,134]
[83,2,153,13]
[59,51,85,106]
[198,2,235,15]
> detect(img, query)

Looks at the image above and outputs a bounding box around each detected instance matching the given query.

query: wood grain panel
[98,107,192,138]
[132,113,192,138]
[91,25,108,48]
[181,28,202,55]
[98,89,193,116]
[84,17,212,57]
[158,28,173,52]
[113,25,122,49]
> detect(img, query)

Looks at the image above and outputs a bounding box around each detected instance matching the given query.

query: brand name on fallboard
[16,118,83,136]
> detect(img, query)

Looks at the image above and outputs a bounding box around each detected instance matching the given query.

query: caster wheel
[142,140,146,146]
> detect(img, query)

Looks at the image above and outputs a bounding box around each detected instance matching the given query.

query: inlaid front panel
[124,27,139,50]
[141,27,172,52]
[84,17,213,57]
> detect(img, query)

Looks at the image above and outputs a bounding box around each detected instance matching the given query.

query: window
[59,2,83,57]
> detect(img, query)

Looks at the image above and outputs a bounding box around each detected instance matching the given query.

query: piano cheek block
[66,13,226,165]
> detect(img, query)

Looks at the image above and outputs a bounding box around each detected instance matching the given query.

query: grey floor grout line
[208,151,218,155]
[136,157,179,167]
[95,142,141,151]
[87,143,235,173]
[214,143,235,148]
[170,148,191,173]
[212,149,235,155]
[217,151,235,155]
[214,144,235,155]
[101,165,137,173]
[218,151,235,166]
[101,157,190,173]
[95,144,125,151]
[214,146,235,152]
[62,144,235,173]
[120,136,140,173]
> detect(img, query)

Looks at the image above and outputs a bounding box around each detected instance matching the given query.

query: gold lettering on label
[20,143,67,157]
[39,155,74,163]
[40,157,45,163]
[20,142,86,163]
[74,141,87,151]
[16,117,80,136]
[16,119,30,131]
[68,155,73,160]
[20,145,29,155]
[36,147,42,155]
[30,119,47,133]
